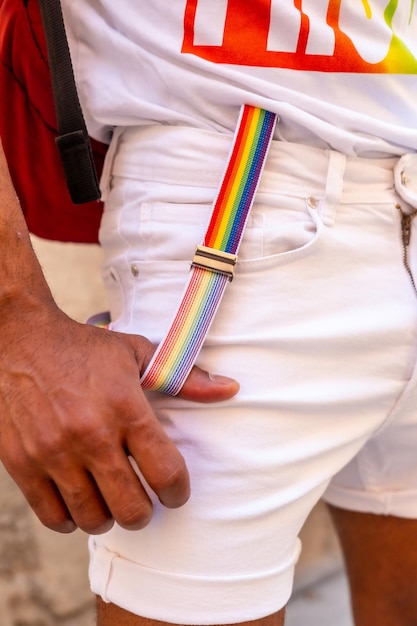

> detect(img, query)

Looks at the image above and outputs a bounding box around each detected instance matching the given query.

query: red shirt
[0,0,105,243]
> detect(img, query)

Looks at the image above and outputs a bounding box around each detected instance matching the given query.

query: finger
[88,453,154,530]
[122,332,240,402]
[13,472,77,533]
[178,367,240,402]
[98,332,192,508]
[0,441,77,532]
[51,469,115,535]
[125,424,190,510]
[121,384,191,509]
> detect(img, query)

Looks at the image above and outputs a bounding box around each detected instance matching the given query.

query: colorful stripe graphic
[141,105,277,395]
[183,0,417,73]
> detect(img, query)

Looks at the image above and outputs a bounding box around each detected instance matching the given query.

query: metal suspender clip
[192,245,237,281]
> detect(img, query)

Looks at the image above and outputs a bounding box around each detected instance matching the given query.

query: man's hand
[0,140,239,535]
[0,306,239,535]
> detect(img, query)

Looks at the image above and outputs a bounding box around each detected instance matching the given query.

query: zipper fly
[398,203,417,294]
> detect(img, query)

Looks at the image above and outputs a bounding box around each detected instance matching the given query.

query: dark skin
[329,505,417,626]
[96,598,286,626]
[0,141,239,535]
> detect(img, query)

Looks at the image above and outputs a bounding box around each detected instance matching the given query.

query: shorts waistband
[102,124,399,205]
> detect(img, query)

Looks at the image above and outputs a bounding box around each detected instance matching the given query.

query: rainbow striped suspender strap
[141,105,277,395]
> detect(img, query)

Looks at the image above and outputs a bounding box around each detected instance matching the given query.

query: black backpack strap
[37,0,101,203]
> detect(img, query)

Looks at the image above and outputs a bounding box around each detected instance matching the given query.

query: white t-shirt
[62,0,417,157]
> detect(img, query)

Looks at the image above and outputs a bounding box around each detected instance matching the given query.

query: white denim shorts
[89,122,417,625]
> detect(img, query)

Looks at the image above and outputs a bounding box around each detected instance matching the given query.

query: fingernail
[208,373,234,385]
[60,520,77,533]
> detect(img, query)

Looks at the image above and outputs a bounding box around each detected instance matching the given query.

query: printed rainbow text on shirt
[182,0,417,73]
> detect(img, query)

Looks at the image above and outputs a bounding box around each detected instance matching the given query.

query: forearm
[0,141,55,315]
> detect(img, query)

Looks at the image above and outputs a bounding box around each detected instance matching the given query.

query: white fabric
[62,0,417,156]
[88,124,417,623]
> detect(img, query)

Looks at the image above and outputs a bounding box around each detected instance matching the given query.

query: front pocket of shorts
[120,200,320,337]
[102,196,322,336]
[116,198,320,266]
[237,196,321,272]
[118,202,213,262]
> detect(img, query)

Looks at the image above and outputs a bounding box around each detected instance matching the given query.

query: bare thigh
[96,598,285,626]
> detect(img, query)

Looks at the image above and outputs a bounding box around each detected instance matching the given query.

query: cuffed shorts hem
[323,485,417,519]
[89,540,299,624]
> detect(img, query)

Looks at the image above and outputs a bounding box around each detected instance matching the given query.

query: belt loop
[394,153,417,214]
[321,150,346,226]
[99,127,123,202]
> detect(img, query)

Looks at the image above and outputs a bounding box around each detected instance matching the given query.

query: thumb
[121,332,240,403]
[177,368,240,403]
